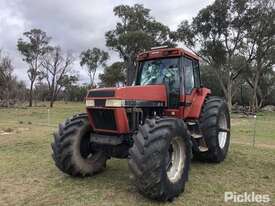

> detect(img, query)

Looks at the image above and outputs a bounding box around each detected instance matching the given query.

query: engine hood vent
[87,90,115,97]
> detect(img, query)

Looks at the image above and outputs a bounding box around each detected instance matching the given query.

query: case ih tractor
[51,47,230,201]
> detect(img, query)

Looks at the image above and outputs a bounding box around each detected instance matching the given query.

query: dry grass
[0,102,274,206]
[231,112,275,147]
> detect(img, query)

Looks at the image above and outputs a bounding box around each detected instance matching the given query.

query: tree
[241,0,275,112]
[0,50,27,106]
[0,50,13,87]
[64,84,88,102]
[200,64,224,97]
[17,29,51,107]
[174,0,251,111]
[80,48,109,86]
[258,69,275,107]
[0,51,14,107]
[105,4,176,85]
[99,62,126,87]
[41,47,75,107]
[34,81,49,102]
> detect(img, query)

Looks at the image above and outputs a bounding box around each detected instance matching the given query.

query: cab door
[181,57,202,118]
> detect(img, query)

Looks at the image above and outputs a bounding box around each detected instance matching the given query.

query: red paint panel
[114,108,129,133]
[183,88,211,119]
[86,85,167,104]
[86,108,95,128]
[115,85,167,102]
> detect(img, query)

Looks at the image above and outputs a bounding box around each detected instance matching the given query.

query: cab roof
[137,47,200,61]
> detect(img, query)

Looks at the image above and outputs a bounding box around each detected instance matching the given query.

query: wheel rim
[218,112,228,149]
[166,136,186,183]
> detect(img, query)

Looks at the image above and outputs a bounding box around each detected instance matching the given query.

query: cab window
[193,60,201,88]
[183,57,194,94]
[136,58,180,92]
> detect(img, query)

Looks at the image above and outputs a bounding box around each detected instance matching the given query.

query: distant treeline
[0,0,274,112]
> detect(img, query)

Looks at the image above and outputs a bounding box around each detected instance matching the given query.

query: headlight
[86,99,95,107]
[105,99,125,107]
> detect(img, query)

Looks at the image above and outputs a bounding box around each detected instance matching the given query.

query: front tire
[51,113,108,176]
[128,117,192,201]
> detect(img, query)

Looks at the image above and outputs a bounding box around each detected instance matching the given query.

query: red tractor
[51,47,230,201]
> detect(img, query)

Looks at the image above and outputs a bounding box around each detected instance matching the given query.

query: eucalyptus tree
[80,47,109,86]
[105,4,175,85]
[17,29,51,106]
[174,0,251,111]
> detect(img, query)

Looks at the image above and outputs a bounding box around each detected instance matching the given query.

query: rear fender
[183,88,211,119]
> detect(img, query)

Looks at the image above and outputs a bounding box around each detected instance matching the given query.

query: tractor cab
[135,47,211,119]
[136,47,203,109]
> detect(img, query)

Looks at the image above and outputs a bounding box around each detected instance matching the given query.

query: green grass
[0,102,274,206]
[231,112,275,146]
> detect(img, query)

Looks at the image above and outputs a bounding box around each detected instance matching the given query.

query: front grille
[95,99,106,107]
[90,109,116,130]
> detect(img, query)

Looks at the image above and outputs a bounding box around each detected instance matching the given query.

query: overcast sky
[0,0,213,85]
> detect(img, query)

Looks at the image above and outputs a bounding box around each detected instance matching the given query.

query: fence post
[252,115,257,147]
[15,108,18,123]
[48,109,50,127]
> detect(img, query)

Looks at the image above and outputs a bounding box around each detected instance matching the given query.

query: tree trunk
[213,66,231,110]
[252,71,260,113]
[50,86,56,108]
[91,71,96,87]
[226,82,232,113]
[29,81,34,107]
[222,68,233,113]
[49,77,56,108]
[50,96,54,107]
[6,87,10,108]
[126,60,135,86]
[259,98,263,108]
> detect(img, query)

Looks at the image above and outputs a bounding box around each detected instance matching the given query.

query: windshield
[136,58,180,89]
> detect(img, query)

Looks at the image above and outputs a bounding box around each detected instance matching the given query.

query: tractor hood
[86,85,167,107]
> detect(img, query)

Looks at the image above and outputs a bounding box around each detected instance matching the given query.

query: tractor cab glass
[136,58,180,107]
[183,57,201,94]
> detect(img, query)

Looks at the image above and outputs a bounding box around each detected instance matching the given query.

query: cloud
[0,0,213,85]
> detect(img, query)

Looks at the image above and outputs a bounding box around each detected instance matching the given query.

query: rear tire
[128,117,192,201]
[196,96,230,162]
[51,113,108,176]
